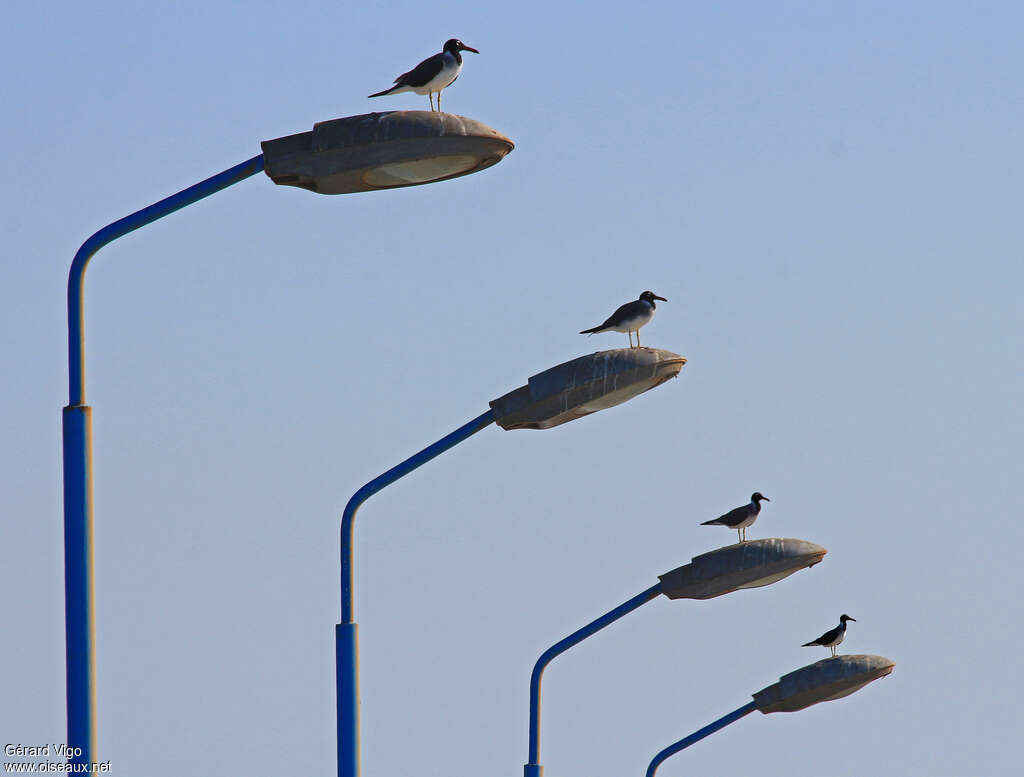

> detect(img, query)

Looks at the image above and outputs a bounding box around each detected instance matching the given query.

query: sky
[2,1,1022,775]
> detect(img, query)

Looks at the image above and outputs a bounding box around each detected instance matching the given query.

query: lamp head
[261,111,513,194]
[658,538,827,600]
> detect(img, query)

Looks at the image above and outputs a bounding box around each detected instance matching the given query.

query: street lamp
[61,110,513,770]
[337,347,686,777]
[524,538,827,777]
[645,654,895,776]
[262,111,513,193]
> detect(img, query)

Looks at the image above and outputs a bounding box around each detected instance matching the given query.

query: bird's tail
[700,519,722,526]
[801,641,818,647]
[368,85,401,98]
[579,327,602,335]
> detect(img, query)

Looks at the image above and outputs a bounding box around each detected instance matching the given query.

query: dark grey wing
[805,625,841,646]
[716,504,749,528]
[595,300,640,329]
[395,52,444,87]
[821,625,842,644]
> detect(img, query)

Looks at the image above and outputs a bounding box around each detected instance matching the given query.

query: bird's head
[444,39,479,54]
[840,614,856,623]
[752,492,769,503]
[639,290,667,303]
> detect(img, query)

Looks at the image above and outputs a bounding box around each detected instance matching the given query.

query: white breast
[413,52,462,94]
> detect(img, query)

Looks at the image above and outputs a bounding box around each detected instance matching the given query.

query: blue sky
[3,2,1022,775]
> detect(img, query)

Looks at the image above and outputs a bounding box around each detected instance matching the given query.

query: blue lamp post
[336,409,495,777]
[337,348,687,777]
[645,654,896,776]
[524,538,828,777]
[63,154,265,768]
[61,110,514,770]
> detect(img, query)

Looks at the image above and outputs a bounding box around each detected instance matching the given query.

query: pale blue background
[2,1,1022,775]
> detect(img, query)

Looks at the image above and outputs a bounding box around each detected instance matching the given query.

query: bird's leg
[438,90,443,113]
[831,646,837,657]
[628,331,634,348]
[429,92,435,112]
[736,529,742,543]
[637,330,641,347]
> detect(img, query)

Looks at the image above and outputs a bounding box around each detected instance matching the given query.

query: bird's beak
[653,294,667,302]
[461,44,480,54]
[848,617,856,621]
[761,496,770,501]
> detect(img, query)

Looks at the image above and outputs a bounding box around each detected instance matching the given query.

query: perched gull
[700,492,770,542]
[802,614,857,657]
[368,38,479,112]
[579,291,667,348]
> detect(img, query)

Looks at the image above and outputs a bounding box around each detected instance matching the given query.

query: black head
[840,614,856,623]
[752,492,769,503]
[444,39,479,54]
[639,290,668,303]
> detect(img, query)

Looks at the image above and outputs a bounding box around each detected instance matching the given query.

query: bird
[802,614,857,657]
[368,39,479,112]
[579,291,667,348]
[700,492,769,542]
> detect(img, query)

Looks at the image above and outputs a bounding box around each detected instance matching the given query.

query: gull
[802,614,857,657]
[579,291,667,348]
[368,38,479,112]
[700,492,770,542]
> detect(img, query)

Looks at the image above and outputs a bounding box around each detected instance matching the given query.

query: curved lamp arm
[525,583,663,777]
[645,701,757,777]
[339,408,495,622]
[67,154,265,405]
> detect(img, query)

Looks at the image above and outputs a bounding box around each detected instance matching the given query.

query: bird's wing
[611,300,637,320]
[592,301,635,329]
[395,52,444,86]
[815,626,841,644]
[716,504,748,526]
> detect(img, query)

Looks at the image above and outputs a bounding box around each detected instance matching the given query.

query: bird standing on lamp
[369,39,479,112]
[700,492,770,542]
[803,614,857,657]
[579,291,668,348]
